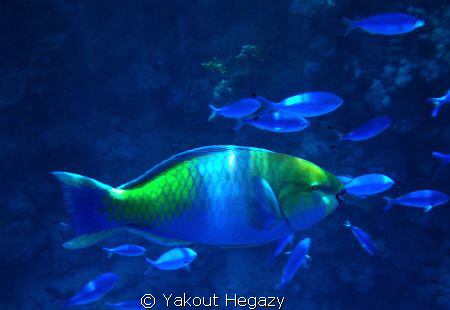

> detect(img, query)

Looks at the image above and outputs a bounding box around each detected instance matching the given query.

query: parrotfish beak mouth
[336,189,346,206]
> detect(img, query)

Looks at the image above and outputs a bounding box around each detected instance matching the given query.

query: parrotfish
[277,237,311,289]
[333,116,392,143]
[105,300,143,309]
[234,110,310,133]
[102,244,146,259]
[145,247,197,271]
[432,151,450,181]
[208,99,261,121]
[343,220,376,255]
[383,190,449,212]
[268,92,343,117]
[426,89,450,117]
[52,146,344,249]
[344,174,394,197]
[65,272,119,307]
[340,13,425,37]
[267,234,294,265]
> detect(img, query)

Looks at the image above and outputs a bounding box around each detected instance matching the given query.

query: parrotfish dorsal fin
[118,145,274,189]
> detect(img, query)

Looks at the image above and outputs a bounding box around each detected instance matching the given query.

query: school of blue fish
[52,9,450,308]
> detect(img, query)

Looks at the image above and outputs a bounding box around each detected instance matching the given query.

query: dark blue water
[1,0,449,309]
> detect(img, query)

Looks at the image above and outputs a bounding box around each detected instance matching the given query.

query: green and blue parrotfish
[52,146,344,249]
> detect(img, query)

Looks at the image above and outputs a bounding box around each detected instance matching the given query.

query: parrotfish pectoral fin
[52,171,122,249]
[382,196,394,212]
[424,206,433,213]
[249,177,282,230]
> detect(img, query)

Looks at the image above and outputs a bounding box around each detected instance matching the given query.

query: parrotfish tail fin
[208,104,218,121]
[339,16,355,38]
[426,99,442,117]
[382,196,394,212]
[343,220,351,228]
[102,247,114,259]
[52,172,122,249]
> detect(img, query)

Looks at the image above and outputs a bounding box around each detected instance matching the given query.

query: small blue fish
[334,116,392,142]
[271,92,343,117]
[145,247,197,271]
[267,234,294,265]
[345,174,394,197]
[337,175,354,184]
[276,237,311,289]
[340,13,425,37]
[426,89,450,117]
[343,220,376,255]
[208,98,261,121]
[65,272,119,307]
[235,110,310,133]
[432,151,450,181]
[102,244,146,259]
[105,300,143,309]
[383,190,449,212]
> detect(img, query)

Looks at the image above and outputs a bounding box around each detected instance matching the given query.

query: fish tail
[231,118,246,133]
[52,171,122,249]
[102,247,114,259]
[426,99,442,117]
[339,16,355,37]
[208,104,218,121]
[144,258,156,275]
[382,196,394,212]
[432,162,449,183]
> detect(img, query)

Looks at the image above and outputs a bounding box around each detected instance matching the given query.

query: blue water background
[1,0,449,309]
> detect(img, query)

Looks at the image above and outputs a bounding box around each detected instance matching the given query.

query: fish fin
[248,177,282,230]
[184,264,191,272]
[208,104,218,121]
[327,126,344,147]
[126,227,192,246]
[102,247,114,259]
[254,95,274,109]
[424,206,433,213]
[339,16,355,37]
[432,161,449,182]
[52,172,122,249]
[427,100,442,118]
[231,119,246,133]
[382,196,394,212]
[144,258,156,275]
[118,146,275,189]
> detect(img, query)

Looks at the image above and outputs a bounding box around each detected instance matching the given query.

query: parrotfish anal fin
[248,177,282,230]
[118,145,275,189]
[63,228,123,249]
[126,227,192,246]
